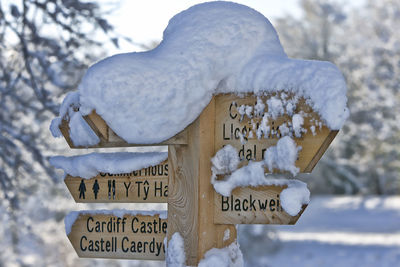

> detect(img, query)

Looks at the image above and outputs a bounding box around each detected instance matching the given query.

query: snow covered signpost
[211,94,338,225]
[50,2,348,266]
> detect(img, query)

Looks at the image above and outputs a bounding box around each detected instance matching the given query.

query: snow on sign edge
[50,1,349,145]
[50,151,168,179]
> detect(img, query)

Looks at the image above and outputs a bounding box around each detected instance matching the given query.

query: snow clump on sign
[211,141,309,216]
[198,241,243,267]
[213,161,266,197]
[264,136,302,176]
[68,111,100,146]
[211,145,240,181]
[50,152,167,179]
[49,91,100,146]
[51,1,348,145]
[166,233,186,267]
[280,183,310,216]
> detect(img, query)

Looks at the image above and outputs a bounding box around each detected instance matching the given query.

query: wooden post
[168,98,236,266]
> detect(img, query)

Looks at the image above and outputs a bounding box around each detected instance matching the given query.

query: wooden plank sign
[215,94,338,173]
[168,98,237,266]
[214,185,306,225]
[64,161,168,203]
[67,213,167,260]
[59,111,188,148]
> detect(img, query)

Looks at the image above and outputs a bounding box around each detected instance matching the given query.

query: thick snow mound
[55,1,348,144]
[50,152,167,179]
[264,136,302,176]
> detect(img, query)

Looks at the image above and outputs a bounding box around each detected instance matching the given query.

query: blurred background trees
[276,0,400,195]
[0,0,118,265]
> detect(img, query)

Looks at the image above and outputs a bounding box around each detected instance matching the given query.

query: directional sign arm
[59,110,188,148]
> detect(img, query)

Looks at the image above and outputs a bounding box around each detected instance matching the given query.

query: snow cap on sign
[50,152,167,179]
[55,1,348,145]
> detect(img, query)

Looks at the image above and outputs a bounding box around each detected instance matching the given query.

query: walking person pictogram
[92,179,100,199]
[79,179,86,199]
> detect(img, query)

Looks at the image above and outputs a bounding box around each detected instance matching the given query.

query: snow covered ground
[242,196,400,267]
[65,196,400,267]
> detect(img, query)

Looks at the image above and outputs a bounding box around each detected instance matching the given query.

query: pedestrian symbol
[78,179,86,199]
[92,179,100,199]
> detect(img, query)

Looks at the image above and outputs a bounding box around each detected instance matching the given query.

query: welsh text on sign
[67,213,167,260]
[214,94,338,173]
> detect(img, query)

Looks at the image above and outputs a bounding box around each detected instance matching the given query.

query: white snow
[68,112,100,146]
[256,114,270,139]
[198,241,243,267]
[166,233,186,267]
[249,196,400,267]
[49,117,62,138]
[254,97,265,117]
[211,145,240,181]
[264,136,302,176]
[58,91,80,122]
[50,151,167,179]
[49,91,100,146]
[213,161,309,216]
[292,113,305,138]
[213,161,266,197]
[223,229,231,242]
[280,182,310,216]
[211,143,309,216]
[53,1,348,145]
[310,125,316,136]
[266,97,285,119]
[64,209,167,235]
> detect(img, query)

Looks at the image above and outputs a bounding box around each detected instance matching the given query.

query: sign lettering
[65,161,168,203]
[214,185,306,224]
[67,213,167,260]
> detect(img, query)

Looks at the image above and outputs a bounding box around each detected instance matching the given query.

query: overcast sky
[103,0,301,53]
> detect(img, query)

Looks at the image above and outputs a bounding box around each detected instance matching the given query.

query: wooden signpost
[67,213,167,260]
[57,93,338,265]
[64,160,168,203]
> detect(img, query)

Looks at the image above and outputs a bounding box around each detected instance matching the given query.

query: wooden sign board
[67,213,167,260]
[65,161,168,203]
[215,94,338,173]
[214,185,307,224]
[59,111,187,148]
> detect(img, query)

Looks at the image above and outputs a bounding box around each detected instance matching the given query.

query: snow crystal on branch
[50,152,167,179]
[53,1,348,145]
